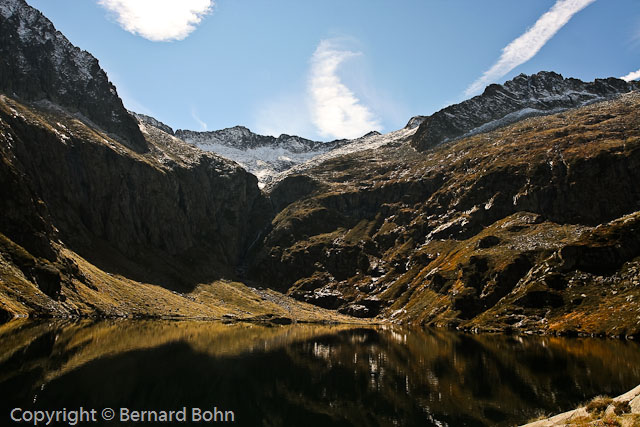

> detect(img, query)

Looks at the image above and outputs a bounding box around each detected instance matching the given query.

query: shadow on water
[1,320,640,426]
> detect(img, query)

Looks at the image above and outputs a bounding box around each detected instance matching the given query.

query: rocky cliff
[0,90,284,318]
[411,72,639,151]
[0,0,146,152]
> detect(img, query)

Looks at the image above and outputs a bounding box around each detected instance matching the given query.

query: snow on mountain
[183,139,329,187]
[174,127,352,187]
[133,72,639,189]
[135,117,425,188]
[266,120,424,190]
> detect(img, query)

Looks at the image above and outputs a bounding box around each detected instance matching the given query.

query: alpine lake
[1,320,640,426]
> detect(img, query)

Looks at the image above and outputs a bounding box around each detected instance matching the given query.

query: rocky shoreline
[523,384,640,426]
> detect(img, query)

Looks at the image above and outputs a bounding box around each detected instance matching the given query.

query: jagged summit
[0,0,146,152]
[132,70,639,188]
[172,126,343,186]
[175,126,330,152]
[411,71,640,151]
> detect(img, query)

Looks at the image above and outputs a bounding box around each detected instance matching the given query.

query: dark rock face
[411,71,640,151]
[0,95,268,289]
[0,307,10,322]
[0,0,146,152]
[477,235,500,249]
[0,137,58,261]
[0,0,270,287]
[269,175,324,213]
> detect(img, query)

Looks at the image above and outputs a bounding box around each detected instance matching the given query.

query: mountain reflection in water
[1,320,639,426]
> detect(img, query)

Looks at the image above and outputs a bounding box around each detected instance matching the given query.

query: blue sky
[27,0,640,140]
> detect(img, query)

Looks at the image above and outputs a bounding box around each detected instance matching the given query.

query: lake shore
[522,384,640,426]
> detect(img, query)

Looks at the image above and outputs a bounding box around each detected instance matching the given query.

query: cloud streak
[308,40,380,139]
[621,69,640,82]
[98,0,213,42]
[191,108,208,131]
[465,0,597,96]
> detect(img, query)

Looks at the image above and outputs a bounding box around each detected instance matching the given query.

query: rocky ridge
[412,71,640,151]
[132,111,175,136]
[169,121,422,188]
[0,0,146,152]
[174,126,351,187]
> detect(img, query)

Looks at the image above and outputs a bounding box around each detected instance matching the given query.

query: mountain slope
[0,0,331,322]
[248,92,640,336]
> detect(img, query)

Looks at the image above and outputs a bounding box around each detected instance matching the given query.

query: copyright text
[9,407,235,425]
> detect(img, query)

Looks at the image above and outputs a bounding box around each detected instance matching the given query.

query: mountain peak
[412,72,640,151]
[0,0,147,152]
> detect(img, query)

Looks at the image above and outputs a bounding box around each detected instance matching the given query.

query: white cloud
[465,0,597,96]
[308,39,381,139]
[98,0,213,42]
[621,69,640,81]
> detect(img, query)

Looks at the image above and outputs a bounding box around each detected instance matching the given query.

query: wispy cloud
[308,39,381,139]
[191,108,208,131]
[621,69,640,81]
[98,0,213,42]
[465,0,597,96]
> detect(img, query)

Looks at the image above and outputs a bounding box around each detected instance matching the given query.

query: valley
[1,0,640,338]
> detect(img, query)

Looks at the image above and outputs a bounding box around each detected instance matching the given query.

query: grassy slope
[0,233,357,323]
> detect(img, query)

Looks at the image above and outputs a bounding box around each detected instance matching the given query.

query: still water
[1,320,639,426]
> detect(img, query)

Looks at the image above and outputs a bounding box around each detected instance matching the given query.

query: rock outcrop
[132,112,175,136]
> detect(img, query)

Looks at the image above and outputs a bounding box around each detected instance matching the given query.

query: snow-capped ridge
[412,71,640,151]
[172,125,347,187]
